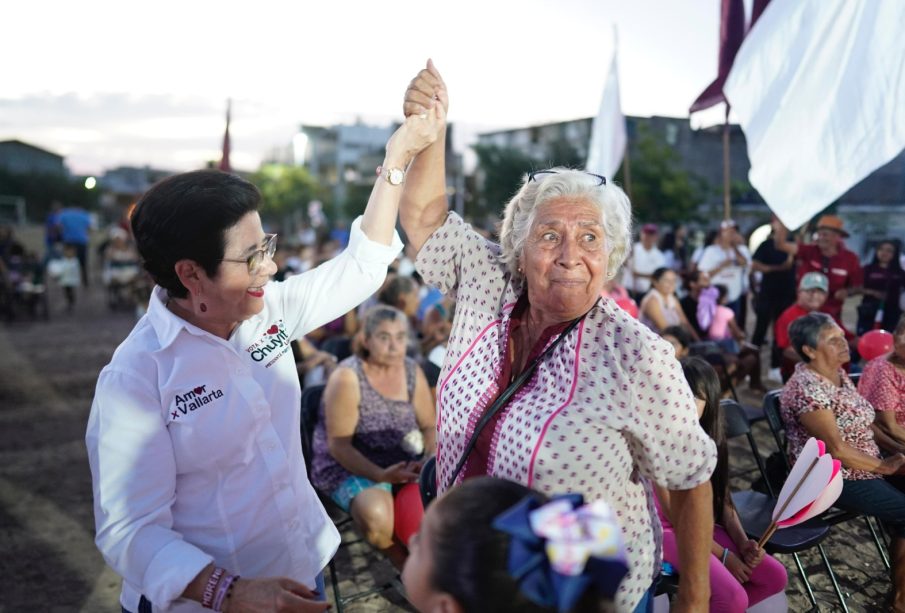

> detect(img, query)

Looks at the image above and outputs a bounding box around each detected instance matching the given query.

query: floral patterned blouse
[859,358,905,427]
[780,362,882,481]
[416,213,717,613]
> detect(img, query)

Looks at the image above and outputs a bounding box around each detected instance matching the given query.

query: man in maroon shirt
[775,214,862,324]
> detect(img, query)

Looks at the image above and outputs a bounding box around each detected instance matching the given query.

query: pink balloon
[858,329,894,361]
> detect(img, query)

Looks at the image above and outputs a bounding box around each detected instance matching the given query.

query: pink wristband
[201,567,225,609]
[213,573,239,612]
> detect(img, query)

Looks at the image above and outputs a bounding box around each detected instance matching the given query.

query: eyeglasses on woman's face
[221,233,278,275]
[528,169,607,186]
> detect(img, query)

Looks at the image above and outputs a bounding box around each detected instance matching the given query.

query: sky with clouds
[3,0,735,175]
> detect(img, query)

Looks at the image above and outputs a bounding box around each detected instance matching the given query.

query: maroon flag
[219,99,231,173]
[691,0,773,114]
[690,0,746,113]
[751,0,772,26]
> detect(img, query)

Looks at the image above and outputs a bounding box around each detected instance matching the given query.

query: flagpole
[722,103,731,220]
[219,98,232,173]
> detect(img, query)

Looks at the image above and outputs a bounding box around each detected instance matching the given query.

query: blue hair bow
[491,493,629,612]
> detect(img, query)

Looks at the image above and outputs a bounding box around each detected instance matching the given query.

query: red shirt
[775,303,853,380]
[796,243,863,319]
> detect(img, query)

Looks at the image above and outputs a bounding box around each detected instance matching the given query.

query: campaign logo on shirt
[245,320,291,368]
[170,384,225,420]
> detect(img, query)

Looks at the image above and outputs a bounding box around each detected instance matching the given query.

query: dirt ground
[0,274,895,612]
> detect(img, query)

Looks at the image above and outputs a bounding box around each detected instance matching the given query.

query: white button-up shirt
[86,217,402,612]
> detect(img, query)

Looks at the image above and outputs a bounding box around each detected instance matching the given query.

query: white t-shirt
[86,216,402,612]
[697,244,751,302]
[624,243,667,294]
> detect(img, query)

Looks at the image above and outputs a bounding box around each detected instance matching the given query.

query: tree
[250,164,326,222]
[473,138,605,220]
[0,169,99,222]
[618,124,706,224]
[472,144,537,218]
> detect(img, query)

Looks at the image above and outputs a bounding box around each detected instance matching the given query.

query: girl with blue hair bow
[402,476,628,613]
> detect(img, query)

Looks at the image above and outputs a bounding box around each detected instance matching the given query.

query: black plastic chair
[690,342,764,423]
[320,335,352,362]
[721,398,848,611]
[299,385,399,612]
[419,456,437,509]
[420,360,442,390]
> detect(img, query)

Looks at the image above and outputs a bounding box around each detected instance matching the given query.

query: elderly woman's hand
[403,59,448,118]
[224,577,329,612]
[881,452,905,475]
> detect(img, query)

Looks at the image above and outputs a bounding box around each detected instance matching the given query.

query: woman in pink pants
[656,357,788,611]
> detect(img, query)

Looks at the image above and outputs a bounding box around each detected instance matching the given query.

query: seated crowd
[83,61,905,613]
[294,208,905,612]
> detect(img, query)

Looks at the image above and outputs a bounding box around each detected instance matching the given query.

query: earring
[199,302,207,313]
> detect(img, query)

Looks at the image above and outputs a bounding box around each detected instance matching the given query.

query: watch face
[388,168,405,185]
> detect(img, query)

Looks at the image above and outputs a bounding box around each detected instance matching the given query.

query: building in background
[280,120,462,223]
[476,117,905,257]
[0,140,66,176]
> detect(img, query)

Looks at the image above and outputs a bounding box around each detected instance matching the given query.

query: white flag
[586,38,626,180]
[724,0,905,231]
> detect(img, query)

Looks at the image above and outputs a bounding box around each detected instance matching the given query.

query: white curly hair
[498,168,633,285]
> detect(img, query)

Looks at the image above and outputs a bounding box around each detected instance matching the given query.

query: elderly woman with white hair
[396,61,717,613]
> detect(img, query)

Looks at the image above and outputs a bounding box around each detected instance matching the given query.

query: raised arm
[359,95,445,246]
[399,59,451,254]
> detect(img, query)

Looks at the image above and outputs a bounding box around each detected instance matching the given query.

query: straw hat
[816,215,849,238]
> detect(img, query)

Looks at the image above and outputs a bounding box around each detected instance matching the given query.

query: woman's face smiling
[197,212,277,335]
[653,270,677,296]
[522,196,608,323]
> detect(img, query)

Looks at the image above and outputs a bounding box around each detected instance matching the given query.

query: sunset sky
[3,0,737,175]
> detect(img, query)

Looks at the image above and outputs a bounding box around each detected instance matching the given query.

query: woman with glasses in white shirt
[86,105,445,613]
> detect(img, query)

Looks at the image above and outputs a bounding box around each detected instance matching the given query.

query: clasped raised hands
[403,59,449,118]
[383,60,448,168]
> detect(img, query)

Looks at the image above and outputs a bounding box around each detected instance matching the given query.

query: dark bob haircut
[788,311,835,363]
[429,477,603,613]
[130,170,261,298]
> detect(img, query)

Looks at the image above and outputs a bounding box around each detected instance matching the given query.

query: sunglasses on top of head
[528,169,607,186]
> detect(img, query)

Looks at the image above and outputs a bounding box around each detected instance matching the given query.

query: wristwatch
[378,165,405,186]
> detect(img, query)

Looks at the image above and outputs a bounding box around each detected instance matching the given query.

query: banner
[586,36,626,180]
[724,0,905,231]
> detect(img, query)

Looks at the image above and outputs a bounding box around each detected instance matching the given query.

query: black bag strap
[444,309,587,490]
